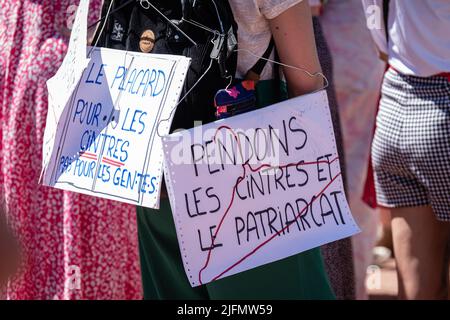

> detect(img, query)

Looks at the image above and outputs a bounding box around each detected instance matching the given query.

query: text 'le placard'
[43,47,190,209]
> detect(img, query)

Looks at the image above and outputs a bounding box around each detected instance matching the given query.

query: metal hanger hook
[140,0,150,10]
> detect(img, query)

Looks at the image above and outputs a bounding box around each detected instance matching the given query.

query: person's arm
[268,1,323,97]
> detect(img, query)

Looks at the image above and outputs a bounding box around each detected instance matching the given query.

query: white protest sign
[42,47,191,209]
[43,0,90,170]
[163,90,360,286]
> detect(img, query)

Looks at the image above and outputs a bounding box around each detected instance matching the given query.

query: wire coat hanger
[88,0,329,137]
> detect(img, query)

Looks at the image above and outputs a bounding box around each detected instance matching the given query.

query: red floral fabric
[0,0,142,299]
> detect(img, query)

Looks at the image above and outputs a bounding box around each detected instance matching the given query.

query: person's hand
[0,214,20,288]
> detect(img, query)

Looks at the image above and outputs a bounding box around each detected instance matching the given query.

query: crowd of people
[0,0,449,300]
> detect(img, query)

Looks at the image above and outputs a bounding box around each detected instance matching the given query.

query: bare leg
[389,205,450,300]
[377,207,393,251]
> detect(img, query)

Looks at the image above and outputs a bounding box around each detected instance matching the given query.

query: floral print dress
[0,0,142,299]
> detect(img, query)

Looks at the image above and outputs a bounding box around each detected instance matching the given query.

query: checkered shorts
[372,68,450,221]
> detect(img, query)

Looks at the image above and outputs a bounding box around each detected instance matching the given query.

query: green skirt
[136,80,336,300]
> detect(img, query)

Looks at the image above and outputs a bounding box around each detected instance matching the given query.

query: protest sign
[43,0,90,172]
[163,90,360,286]
[42,47,191,209]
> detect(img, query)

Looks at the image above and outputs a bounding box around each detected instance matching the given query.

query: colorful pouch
[214,80,257,119]
[214,38,275,120]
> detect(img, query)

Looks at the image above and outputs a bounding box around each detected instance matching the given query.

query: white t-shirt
[363,0,450,77]
[228,0,304,80]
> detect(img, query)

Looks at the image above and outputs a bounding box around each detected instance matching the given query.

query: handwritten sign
[42,47,191,209]
[163,90,360,286]
[43,0,90,171]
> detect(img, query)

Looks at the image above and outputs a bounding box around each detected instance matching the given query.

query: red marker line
[102,157,124,167]
[80,154,98,160]
[211,172,341,283]
[80,151,98,160]
[197,125,340,285]
[81,151,97,157]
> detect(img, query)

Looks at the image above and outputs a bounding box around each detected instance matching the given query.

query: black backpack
[92,0,238,131]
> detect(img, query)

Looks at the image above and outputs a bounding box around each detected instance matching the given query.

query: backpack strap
[245,38,275,81]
